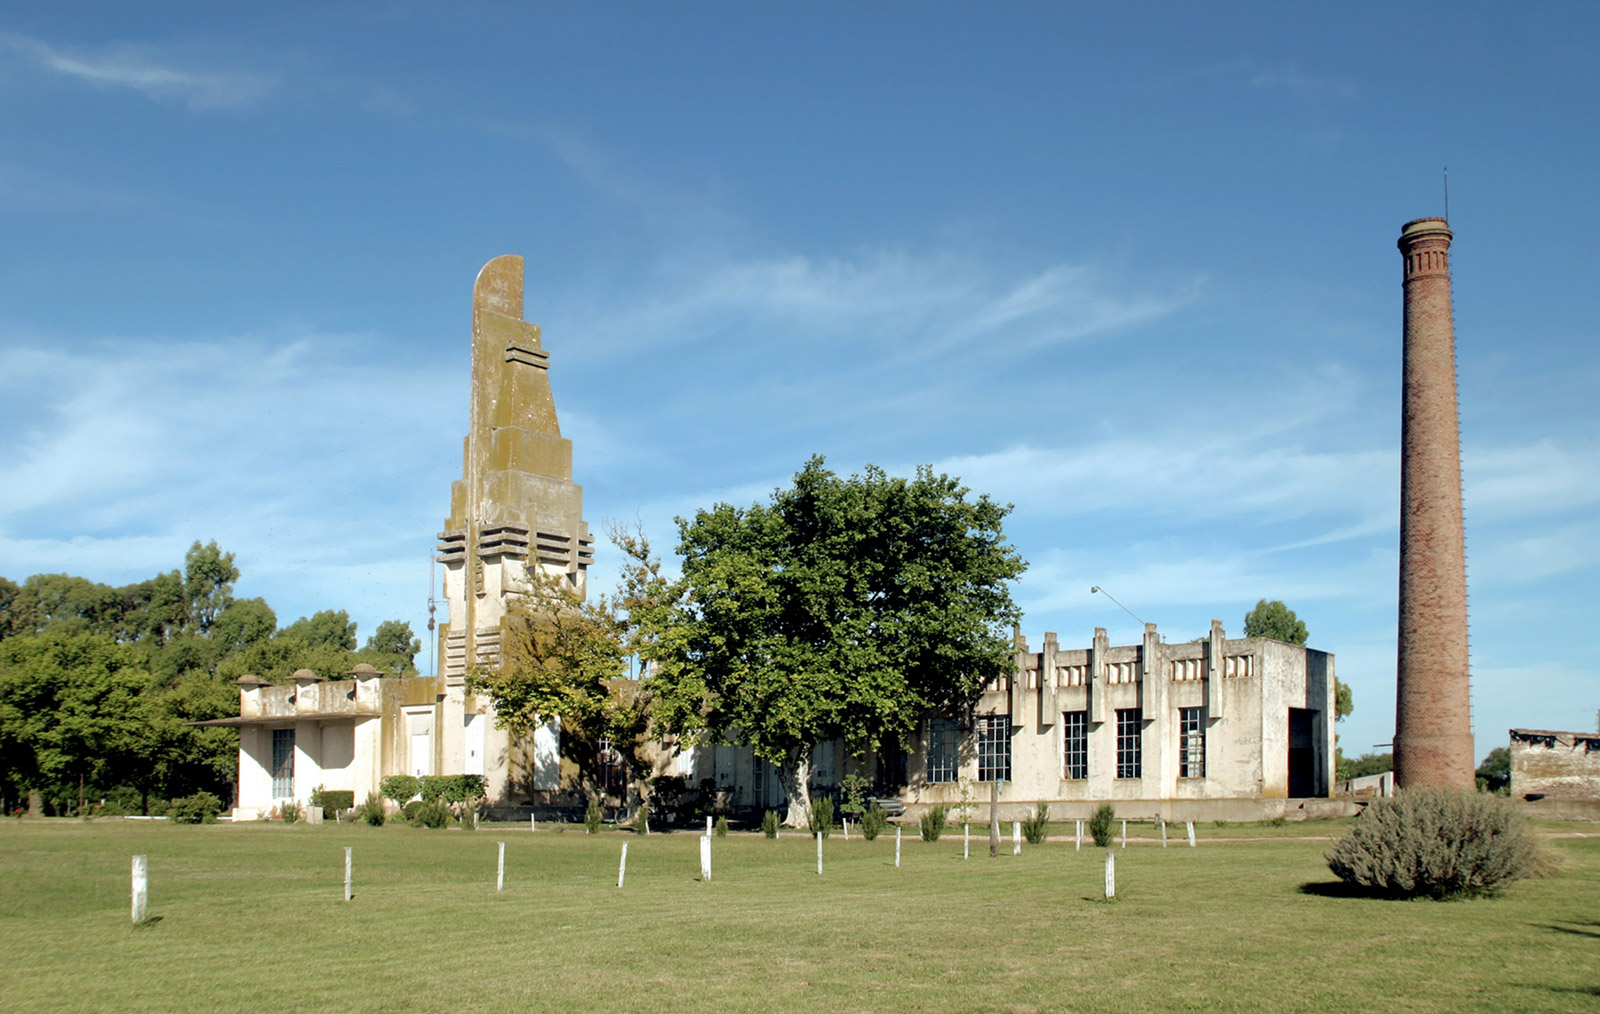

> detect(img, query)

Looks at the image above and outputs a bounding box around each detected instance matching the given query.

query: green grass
[1,819,1597,1013]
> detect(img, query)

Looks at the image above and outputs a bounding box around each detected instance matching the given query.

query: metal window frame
[1062,710,1089,779]
[976,714,1012,782]
[927,717,958,782]
[1115,708,1142,779]
[270,727,295,798]
[1179,707,1205,779]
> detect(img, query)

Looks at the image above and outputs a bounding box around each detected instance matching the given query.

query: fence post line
[131,855,148,924]
[1160,818,1168,848]
[895,825,901,868]
[1121,819,1127,849]
[496,841,505,892]
[1012,821,1021,855]
[700,834,712,882]
[1187,821,1196,848]
[816,831,823,875]
[617,841,628,888]
[1104,849,1116,900]
[963,823,970,860]
[1076,819,1082,851]
[343,847,352,902]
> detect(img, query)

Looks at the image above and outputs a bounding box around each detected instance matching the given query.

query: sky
[1,2,1596,760]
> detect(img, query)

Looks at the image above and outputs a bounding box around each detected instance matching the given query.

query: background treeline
[0,541,421,817]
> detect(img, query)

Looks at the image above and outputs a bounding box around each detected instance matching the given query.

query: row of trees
[0,542,420,815]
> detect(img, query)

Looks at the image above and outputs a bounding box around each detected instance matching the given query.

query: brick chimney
[1393,217,1474,789]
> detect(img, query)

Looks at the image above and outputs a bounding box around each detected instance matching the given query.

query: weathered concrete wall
[1511,728,1600,803]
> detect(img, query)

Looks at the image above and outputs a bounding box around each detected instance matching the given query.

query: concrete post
[617,842,628,888]
[496,841,505,891]
[343,847,352,902]
[131,855,148,924]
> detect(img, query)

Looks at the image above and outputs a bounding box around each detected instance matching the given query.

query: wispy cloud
[1,32,275,110]
[0,328,454,635]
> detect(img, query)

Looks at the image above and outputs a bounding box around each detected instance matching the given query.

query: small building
[1510,727,1600,820]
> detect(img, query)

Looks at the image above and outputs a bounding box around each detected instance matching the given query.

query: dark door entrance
[1288,708,1317,797]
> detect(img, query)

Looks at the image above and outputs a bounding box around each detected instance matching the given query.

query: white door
[464,713,485,776]
[411,731,432,777]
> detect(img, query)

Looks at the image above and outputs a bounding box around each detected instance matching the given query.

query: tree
[361,620,422,675]
[280,609,358,651]
[1243,599,1351,722]
[652,457,1025,826]
[1242,599,1308,645]
[183,541,239,634]
[1476,747,1511,794]
[210,598,278,654]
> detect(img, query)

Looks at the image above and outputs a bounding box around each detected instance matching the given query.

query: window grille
[1115,709,1142,779]
[1179,707,1205,778]
[271,728,295,798]
[927,718,958,783]
[976,715,1012,782]
[1062,711,1088,779]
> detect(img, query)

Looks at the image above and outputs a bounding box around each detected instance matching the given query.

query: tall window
[271,728,295,798]
[977,714,1012,782]
[927,718,958,783]
[1062,711,1088,779]
[1115,709,1142,779]
[1179,707,1205,778]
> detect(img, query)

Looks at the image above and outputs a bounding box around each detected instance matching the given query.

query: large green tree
[653,458,1025,826]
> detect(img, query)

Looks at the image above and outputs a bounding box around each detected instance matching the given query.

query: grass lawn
[1,819,1595,1013]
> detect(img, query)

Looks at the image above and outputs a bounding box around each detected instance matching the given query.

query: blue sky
[1,3,1596,759]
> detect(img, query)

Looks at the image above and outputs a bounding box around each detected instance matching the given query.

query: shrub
[419,774,488,804]
[407,798,451,829]
[762,809,779,839]
[381,775,421,809]
[359,792,385,826]
[584,796,604,834]
[1088,803,1115,847]
[278,800,301,824]
[1326,787,1539,899]
[1265,815,1288,828]
[168,792,222,825]
[919,804,949,842]
[632,805,650,835]
[320,790,355,813]
[1022,801,1051,845]
[808,795,835,838]
[402,800,423,822]
[860,803,889,841]
[714,815,729,837]
[839,773,870,818]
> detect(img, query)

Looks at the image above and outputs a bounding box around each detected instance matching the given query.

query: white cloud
[2,32,275,110]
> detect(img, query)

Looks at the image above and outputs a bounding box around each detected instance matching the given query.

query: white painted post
[1012,821,1021,855]
[1120,819,1127,848]
[1104,849,1116,899]
[1160,819,1167,848]
[700,834,712,881]
[474,812,480,830]
[816,831,823,875]
[617,842,628,888]
[343,847,352,902]
[1075,819,1082,851]
[895,825,902,868]
[963,823,970,860]
[131,855,148,924]
[842,818,848,841]
[496,841,505,892]
[706,815,712,836]
[1187,821,1196,848]
[530,814,536,833]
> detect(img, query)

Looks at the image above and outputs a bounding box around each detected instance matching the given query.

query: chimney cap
[1399,217,1452,243]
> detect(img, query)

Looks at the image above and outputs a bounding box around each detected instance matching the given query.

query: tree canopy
[651,457,1026,825]
[1242,599,1308,645]
[1242,598,1351,722]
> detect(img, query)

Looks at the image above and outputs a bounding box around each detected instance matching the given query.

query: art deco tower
[1393,218,1473,789]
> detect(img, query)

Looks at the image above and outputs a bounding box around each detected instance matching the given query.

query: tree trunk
[778,744,813,828]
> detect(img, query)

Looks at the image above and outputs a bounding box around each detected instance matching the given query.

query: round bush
[167,792,222,824]
[1326,787,1538,899]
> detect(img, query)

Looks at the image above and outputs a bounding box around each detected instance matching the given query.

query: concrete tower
[1393,217,1473,789]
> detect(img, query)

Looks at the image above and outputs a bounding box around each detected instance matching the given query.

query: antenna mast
[1443,166,1450,221]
